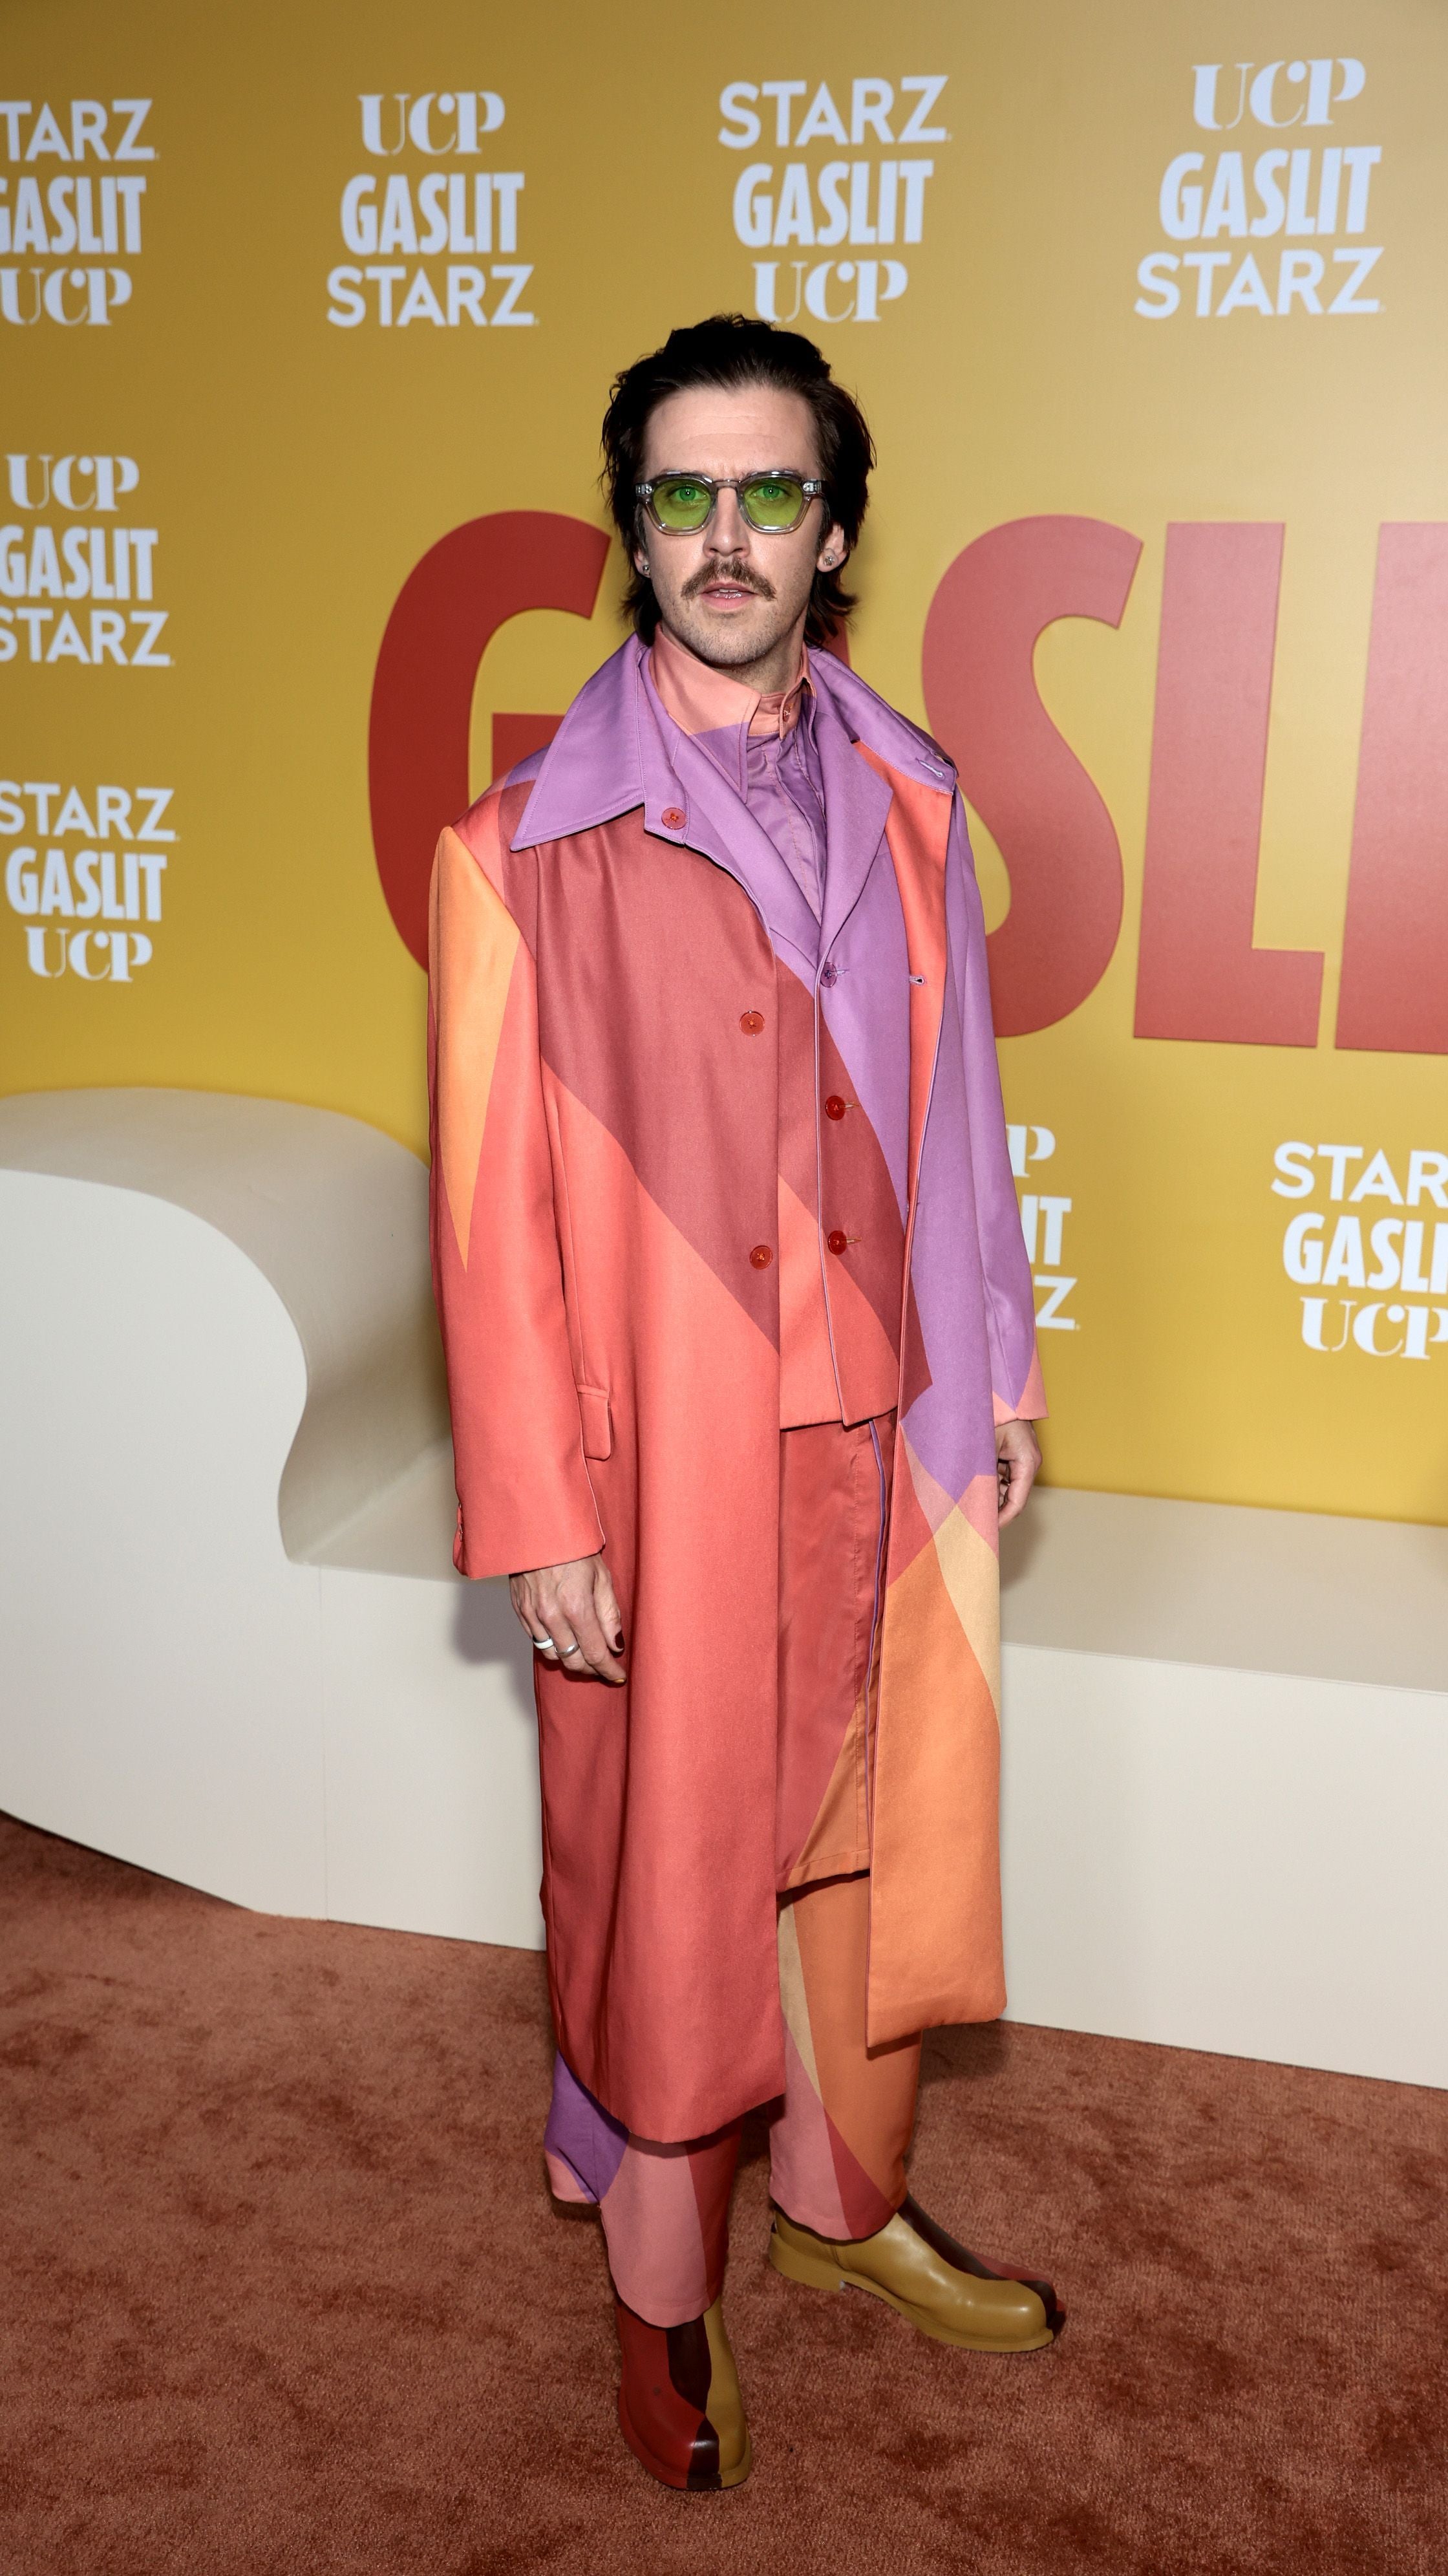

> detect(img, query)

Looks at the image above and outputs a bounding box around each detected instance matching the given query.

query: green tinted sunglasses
[635,470,825,533]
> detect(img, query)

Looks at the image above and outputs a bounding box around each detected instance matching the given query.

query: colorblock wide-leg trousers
[543,1414,923,2328]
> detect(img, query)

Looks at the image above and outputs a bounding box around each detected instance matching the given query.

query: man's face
[635,383,846,674]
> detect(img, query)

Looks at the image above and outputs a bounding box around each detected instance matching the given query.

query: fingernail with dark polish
[613,1633,625,1653]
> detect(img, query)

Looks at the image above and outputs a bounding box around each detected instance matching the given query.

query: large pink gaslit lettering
[375,510,1448,1064]
[1336,524,1448,1055]
[368,511,608,967]
[1134,522,1323,1045]
[921,515,1142,1036]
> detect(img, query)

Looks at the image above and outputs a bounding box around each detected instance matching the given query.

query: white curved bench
[0,1087,544,1944]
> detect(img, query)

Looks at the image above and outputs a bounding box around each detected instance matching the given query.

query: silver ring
[560,1641,584,1656]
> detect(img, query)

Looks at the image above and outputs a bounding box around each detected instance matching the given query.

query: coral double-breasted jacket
[428,636,1043,2142]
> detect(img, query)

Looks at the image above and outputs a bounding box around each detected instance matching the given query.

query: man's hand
[996,1419,1041,1526]
[509,1552,626,1684]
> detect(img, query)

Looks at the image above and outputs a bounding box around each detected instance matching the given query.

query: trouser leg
[769,1411,918,2238]
[544,2055,741,2328]
[766,1879,1065,2350]
[597,2128,742,2328]
[769,1871,922,2240]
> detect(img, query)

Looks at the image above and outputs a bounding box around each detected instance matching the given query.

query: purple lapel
[813,692,895,962]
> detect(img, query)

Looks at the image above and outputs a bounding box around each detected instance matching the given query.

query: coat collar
[509,636,957,856]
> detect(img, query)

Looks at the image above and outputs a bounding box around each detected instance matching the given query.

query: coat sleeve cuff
[992,1344,1047,1425]
[453,1496,606,1582]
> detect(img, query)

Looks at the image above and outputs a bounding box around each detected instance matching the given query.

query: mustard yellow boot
[769,2193,1064,2352]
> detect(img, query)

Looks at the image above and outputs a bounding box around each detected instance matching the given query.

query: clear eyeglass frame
[634,471,825,534]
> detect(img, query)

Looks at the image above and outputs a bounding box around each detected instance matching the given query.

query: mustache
[683,557,775,601]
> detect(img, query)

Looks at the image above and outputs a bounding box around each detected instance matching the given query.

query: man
[428,315,1058,2493]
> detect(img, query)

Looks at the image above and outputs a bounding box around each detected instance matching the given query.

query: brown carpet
[0,1814,1442,2576]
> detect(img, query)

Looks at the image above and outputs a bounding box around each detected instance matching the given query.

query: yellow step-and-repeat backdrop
[5,0,1448,1523]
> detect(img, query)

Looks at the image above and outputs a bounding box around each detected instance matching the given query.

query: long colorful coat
[428,636,1043,2143]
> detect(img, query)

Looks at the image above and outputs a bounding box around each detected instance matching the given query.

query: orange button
[824,1094,847,1120]
[661,805,685,829]
[739,1009,765,1035]
[827,1229,848,1256]
[749,1243,773,1269]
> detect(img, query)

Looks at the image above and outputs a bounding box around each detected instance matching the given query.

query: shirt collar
[649,620,814,745]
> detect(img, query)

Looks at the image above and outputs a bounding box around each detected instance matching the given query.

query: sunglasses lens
[742,475,808,530]
[650,476,714,530]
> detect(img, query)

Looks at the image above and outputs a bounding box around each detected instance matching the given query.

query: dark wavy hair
[600,314,875,647]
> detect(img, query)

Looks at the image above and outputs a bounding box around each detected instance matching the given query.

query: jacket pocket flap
[577,1384,613,1461]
